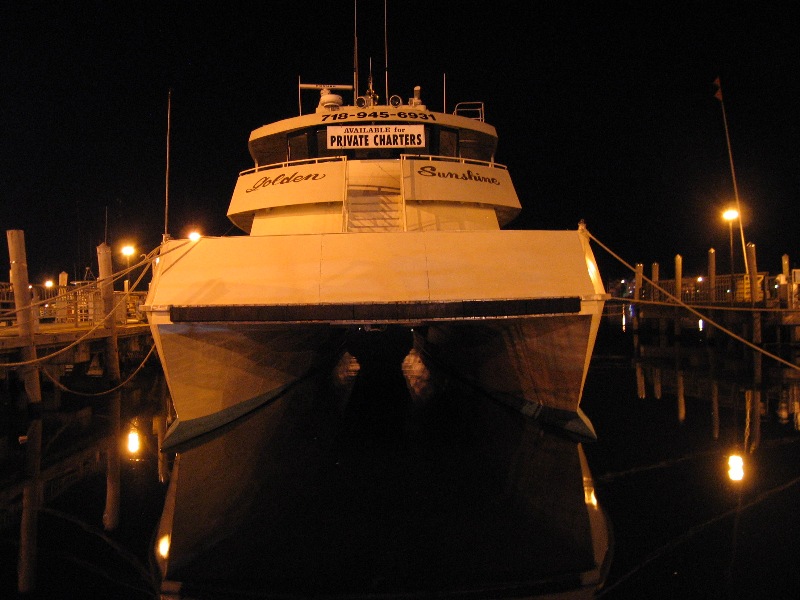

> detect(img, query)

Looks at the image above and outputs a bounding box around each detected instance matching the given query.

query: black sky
[2,1,799,283]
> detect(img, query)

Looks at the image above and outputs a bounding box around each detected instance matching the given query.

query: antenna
[353,0,359,101]
[443,73,446,113]
[164,89,172,242]
[384,0,389,102]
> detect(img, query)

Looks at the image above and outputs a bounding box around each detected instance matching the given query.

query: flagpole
[714,77,749,277]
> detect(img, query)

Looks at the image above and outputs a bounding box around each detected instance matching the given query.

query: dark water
[3,321,800,599]
[583,322,800,599]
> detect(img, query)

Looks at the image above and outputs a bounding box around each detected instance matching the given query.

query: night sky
[2,1,799,284]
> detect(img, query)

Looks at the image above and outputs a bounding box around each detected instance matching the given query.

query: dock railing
[644,272,772,305]
[0,281,148,327]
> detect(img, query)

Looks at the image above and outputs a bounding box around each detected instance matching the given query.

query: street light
[723,209,738,303]
[121,245,135,293]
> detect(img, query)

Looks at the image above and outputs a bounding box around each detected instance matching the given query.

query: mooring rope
[586,229,800,374]
[39,343,158,398]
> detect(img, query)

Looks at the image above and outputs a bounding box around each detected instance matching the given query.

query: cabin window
[287,131,311,161]
[249,134,288,166]
[316,128,342,158]
[437,128,458,157]
[458,129,496,161]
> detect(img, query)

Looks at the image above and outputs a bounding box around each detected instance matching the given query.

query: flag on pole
[713,77,723,101]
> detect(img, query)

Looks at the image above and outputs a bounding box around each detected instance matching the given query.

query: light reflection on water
[585,313,800,599]
[3,315,800,599]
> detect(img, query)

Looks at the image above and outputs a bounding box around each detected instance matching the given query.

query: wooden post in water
[7,230,43,594]
[633,263,643,357]
[708,248,717,302]
[746,243,762,452]
[635,363,646,399]
[98,243,122,531]
[707,248,717,343]
[712,380,720,440]
[651,262,659,302]
[780,254,790,307]
[674,254,683,338]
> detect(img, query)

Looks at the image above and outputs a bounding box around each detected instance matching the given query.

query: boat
[144,57,610,595]
[144,75,607,450]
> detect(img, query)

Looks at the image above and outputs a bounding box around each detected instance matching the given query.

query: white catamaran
[144,75,607,450]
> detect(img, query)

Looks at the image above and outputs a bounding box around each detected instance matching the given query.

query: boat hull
[144,228,607,447]
[419,313,600,440]
[152,322,344,449]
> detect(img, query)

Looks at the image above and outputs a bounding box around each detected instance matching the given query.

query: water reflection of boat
[154,372,611,598]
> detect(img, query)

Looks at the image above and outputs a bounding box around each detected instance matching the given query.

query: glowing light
[696,276,703,283]
[121,245,135,257]
[728,454,744,481]
[157,535,170,559]
[127,430,141,454]
[44,280,54,288]
[722,208,739,222]
[698,319,704,331]
[188,231,202,242]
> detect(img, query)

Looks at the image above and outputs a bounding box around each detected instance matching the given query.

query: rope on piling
[586,229,800,374]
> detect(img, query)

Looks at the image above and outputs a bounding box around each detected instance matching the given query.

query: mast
[714,77,748,277]
[164,89,172,243]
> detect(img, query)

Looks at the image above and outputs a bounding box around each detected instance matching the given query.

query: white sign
[327,125,425,149]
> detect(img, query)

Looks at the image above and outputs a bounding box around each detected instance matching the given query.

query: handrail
[453,101,485,122]
[242,155,346,177]
[399,153,508,170]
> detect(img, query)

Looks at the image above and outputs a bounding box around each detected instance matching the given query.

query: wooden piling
[746,243,763,453]
[634,263,643,357]
[780,255,790,307]
[651,262,659,302]
[712,381,720,440]
[674,254,682,338]
[708,248,716,302]
[8,230,43,594]
[97,243,122,531]
[636,363,646,399]
[653,367,662,400]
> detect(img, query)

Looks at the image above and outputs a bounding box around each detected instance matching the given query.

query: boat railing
[241,155,346,177]
[453,101,485,122]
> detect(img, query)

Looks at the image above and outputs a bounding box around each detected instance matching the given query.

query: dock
[1,230,159,595]
[600,245,800,448]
